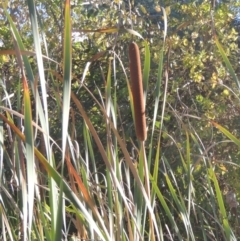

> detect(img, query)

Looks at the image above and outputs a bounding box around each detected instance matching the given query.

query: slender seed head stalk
[129,42,147,141]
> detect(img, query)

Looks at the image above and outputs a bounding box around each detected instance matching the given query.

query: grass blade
[62,0,72,156]
[22,75,35,240]
[211,121,240,147]
[214,35,240,90]
[142,41,150,104]
[208,168,232,240]
[55,0,72,240]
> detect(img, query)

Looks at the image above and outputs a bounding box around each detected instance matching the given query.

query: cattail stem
[129,42,147,141]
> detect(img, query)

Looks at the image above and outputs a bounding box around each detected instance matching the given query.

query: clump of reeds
[129,42,147,141]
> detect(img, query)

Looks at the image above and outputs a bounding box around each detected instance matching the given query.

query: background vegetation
[1,0,240,240]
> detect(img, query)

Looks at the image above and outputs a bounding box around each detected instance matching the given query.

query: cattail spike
[129,42,147,141]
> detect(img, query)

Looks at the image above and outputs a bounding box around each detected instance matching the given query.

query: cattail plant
[129,42,147,141]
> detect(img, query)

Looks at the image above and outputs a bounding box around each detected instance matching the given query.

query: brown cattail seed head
[129,42,147,141]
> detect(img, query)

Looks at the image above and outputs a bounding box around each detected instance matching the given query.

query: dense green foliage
[1,0,240,240]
